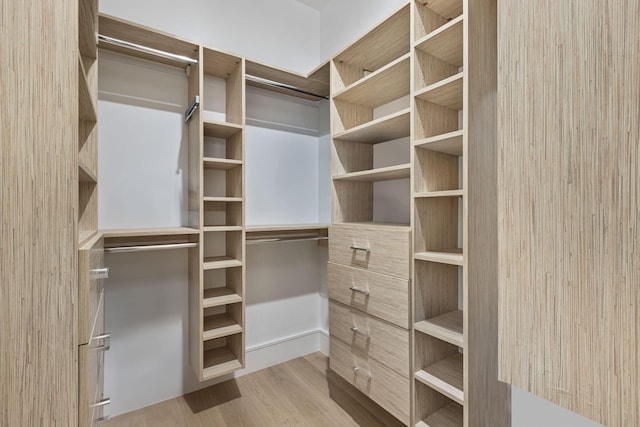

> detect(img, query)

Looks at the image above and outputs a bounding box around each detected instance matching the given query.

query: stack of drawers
[78,234,110,425]
[328,224,411,425]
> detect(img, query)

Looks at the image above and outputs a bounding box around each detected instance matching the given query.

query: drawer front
[329,301,409,377]
[79,236,105,345]
[328,262,409,328]
[329,225,410,279]
[330,336,410,424]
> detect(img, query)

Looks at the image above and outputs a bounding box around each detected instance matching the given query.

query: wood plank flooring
[103,352,406,427]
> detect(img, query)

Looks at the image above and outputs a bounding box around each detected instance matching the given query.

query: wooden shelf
[414,130,463,156]
[203,120,243,139]
[415,15,463,67]
[336,222,411,231]
[414,190,463,198]
[415,402,463,427]
[333,163,410,182]
[334,108,410,144]
[416,0,463,21]
[246,59,329,101]
[203,197,243,203]
[333,53,410,107]
[202,47,243,79]
[203,288,243,308]
[203,158,243,170]
[246,224,329,233]
[202,347,242,380]
[78,161,97,183]
[203,226,243,232]
[79,230,99,247]
[415,310,464,348]
[102,227,199,239]
[333,3,410,89]
[203,313,242,341]
[415,72,463,110]
[78,58,97,122]
[415,249,464,266]
[203,256,243,270]
[415,353,464,405]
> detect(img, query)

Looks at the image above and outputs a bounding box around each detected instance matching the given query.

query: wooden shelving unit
[412,0,509,425]
[328,3,412,425]
[196,47,246,381]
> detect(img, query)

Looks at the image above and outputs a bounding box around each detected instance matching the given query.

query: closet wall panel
[498,1,640,425]
[0,0,78,424]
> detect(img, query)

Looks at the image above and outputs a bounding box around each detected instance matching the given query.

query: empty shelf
[102,227,200,238]
[333,163,410,182]
[203,120,243,138]
[78,161,97,183]
[414,130,463,156]
[415,249,463,266]
[333,108,410,144]
[203,347,242,380]
[203,313,242,341]
[78,59,97,122]
[203,226,243,232]
[333,53,410,107]
[203,256,243,270]
[203,288,243,308]
[203,158,243,170]
[415,15,463,67]
[415,310,463,348]
[415,402,463,427]
[414,190,463,198]
[203,197,243,203]
[415,72,463,110]
[336,221,411,231]
[415,353,464,405]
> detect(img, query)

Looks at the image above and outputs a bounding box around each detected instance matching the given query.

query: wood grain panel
[329,300,410,377]
[498,1,639,425]
[1,0,78,424]
[328,262,409,328]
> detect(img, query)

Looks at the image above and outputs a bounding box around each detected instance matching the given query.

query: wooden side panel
[498,1,639,425]
[0,0,79,424]
[466,0,511,425]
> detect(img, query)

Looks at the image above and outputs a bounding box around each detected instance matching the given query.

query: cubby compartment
[202,335,243,379]
[79,182,98,244]
[414,260,462,348]
[415,380,463,427]
[203,302,243,341]
[203,199,243,228]
[414,334,464,406]
[331,3,410,92]
[414,197,462,266]
[203,163,242,198]
[203,267,243,308]
[202,48,244,125]
[414,0,463,42]
[203,123,243,161]
[414,146,461,194]
[202,230,243,269]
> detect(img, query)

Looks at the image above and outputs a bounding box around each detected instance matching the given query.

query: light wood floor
[104,352,405,427]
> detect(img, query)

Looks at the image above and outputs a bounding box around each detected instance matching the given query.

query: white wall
[100,0,321,74]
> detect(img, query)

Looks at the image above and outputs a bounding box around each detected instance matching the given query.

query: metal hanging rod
[98,34,199,65]
[245,75,328,100]
[246,236,328,245]
[105,242,198,253]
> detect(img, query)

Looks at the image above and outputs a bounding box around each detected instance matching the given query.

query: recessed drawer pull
[350,245,371,253]
[352,366,371,379]
[95,415,111,423]
[349,286,370,296]
[93,333,111,351]
[350,326,370,338]
[90,267,109,280]
[90,397,111,408]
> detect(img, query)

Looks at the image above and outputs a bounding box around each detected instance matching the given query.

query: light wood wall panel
[0,0,78,424]
[498,1,640,425]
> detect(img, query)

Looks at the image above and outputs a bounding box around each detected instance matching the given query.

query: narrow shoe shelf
[414,130,463,156]
[333,163,411,182]
[414,189,463,198]
[203,288,243,308]
[203,313,243,341]
[203,157,243,170]
[414,353,464,405]
[203,256,243,270]
[203,347,242,379]
[415,249,464,266]
[414,310,463,348]
[414,15,463,67]
[333,108,410,144]
[415,72,463,111]
[203,119,243,138]
[415,401,463,427]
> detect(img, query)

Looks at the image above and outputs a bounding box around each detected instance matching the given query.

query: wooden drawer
[330,336,410,424]
[79,292,109,426]
[329,224,410,279]
[329,301,409,377]
[79,234,105,345]
[328,262,409,328]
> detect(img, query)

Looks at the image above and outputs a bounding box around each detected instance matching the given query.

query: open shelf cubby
[203,335,243,380]
[414,0,463,42]
[202,48,243,126]
[203,199,243,228]
[415,333,464,406]
[203,161,242,199]
[415,381,463,427]
[202,230,243,270]
[203,267,243,308]
[202,302,243,341]
[203,121,243,161]
[332,3,410,92]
